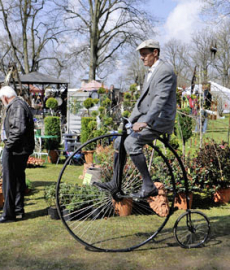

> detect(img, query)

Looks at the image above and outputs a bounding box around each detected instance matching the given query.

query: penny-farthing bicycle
[56,119,211,252]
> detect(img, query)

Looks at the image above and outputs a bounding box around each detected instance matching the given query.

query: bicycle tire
[56,133,179,252]
[173,210,211,248]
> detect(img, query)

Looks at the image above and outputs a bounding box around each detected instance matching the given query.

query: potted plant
[25,179,33,195]
[60,184,106,220]
[80,117,97,164]
[44,116,61,163]
[83,98,99,116]
[44,183,60,219]
[46,97,58,116]
[154,151,196,210]
[112,198,133,217]
[191,141,230,204]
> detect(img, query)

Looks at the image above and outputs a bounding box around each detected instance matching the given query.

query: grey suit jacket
[129,60,177,134]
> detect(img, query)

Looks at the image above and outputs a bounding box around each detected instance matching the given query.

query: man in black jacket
[0,86,35,223]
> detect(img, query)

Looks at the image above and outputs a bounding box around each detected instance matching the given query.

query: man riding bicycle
[94,39,177,199]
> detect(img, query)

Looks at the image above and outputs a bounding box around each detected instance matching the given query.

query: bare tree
[213,21,230,87]
[58,0,156,81]
[191,28,215,82]
[0,36,12,75]
[125,53,146,89]
[0,0,67,74]
[163,39,193,87]
[202,0,230,19]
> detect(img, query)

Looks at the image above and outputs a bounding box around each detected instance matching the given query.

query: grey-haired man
[95,39,177,199]
[0,86,35,223]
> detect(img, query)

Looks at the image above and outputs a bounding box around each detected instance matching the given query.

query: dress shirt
[147,59,160,82]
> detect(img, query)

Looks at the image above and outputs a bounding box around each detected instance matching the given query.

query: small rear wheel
[174,210,211,248]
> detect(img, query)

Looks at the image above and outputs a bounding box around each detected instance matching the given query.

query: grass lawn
[179,115,230,156]
[0,164,230,270]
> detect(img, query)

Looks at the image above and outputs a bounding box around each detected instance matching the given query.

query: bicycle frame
[56,118,211,251]
[114,118,191,211]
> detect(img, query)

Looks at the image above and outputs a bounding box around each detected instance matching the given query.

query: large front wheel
[56,134,177,252]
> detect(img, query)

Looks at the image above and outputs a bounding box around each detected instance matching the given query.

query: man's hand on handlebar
[133,122,147,132]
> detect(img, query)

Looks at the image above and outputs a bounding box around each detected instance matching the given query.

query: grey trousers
[114,127,161,155]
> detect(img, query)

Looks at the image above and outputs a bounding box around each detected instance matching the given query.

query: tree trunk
[22,0,30,74]
[89,0,100,81]
[89,39,97,81]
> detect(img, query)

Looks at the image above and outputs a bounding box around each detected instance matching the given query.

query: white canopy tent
[182,81,230,114]
[209,81,230,113]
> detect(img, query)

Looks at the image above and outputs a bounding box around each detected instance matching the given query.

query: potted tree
[83,98,99,116]
[44,183,60,219]
[80,117,98,164]
[44,116,61,163]
[46,97,58,116]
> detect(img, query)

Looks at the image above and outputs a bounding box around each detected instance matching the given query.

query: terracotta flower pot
[213,188,230,204]
[83,150,94,165]
[174,192,193,210]
[48,150,59,164]
[147,182,169,217]
[112,198,133,217]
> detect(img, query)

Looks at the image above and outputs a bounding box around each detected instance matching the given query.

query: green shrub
[44,116,61,150]
[124,92,132,100]
[44,183,56,207]
[190,141,230,194]
[81,117,97,150]
[46,97,58,110]
[99,106,106,115]
[129,83,137,92]
[26,179,33,190]
[93,98,99,105]
[83,98,95,115]
[176,107,193,155]
[98,87,106,94]
[122,110,131,118]
[102,97,112,107]
[91,110,99,117]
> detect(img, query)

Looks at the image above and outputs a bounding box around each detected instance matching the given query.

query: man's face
[139,48,158,67]
[1,96,8,107]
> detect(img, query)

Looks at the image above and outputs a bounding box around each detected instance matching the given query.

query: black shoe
[93,181,118,194]
[131,188,158,199]
[0,216,16,223]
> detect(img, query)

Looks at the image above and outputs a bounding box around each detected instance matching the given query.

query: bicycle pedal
[117,193,143,202]
[116,193,132,199]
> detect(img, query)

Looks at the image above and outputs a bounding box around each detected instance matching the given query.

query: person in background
[194,83,211,134]
[202,83,212,133]
[0,86,35,223]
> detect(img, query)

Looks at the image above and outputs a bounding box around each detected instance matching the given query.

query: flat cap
[136,39,160,51]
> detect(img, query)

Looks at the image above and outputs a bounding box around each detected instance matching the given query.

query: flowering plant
[189,141,230,194]
[27,157,44,168]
